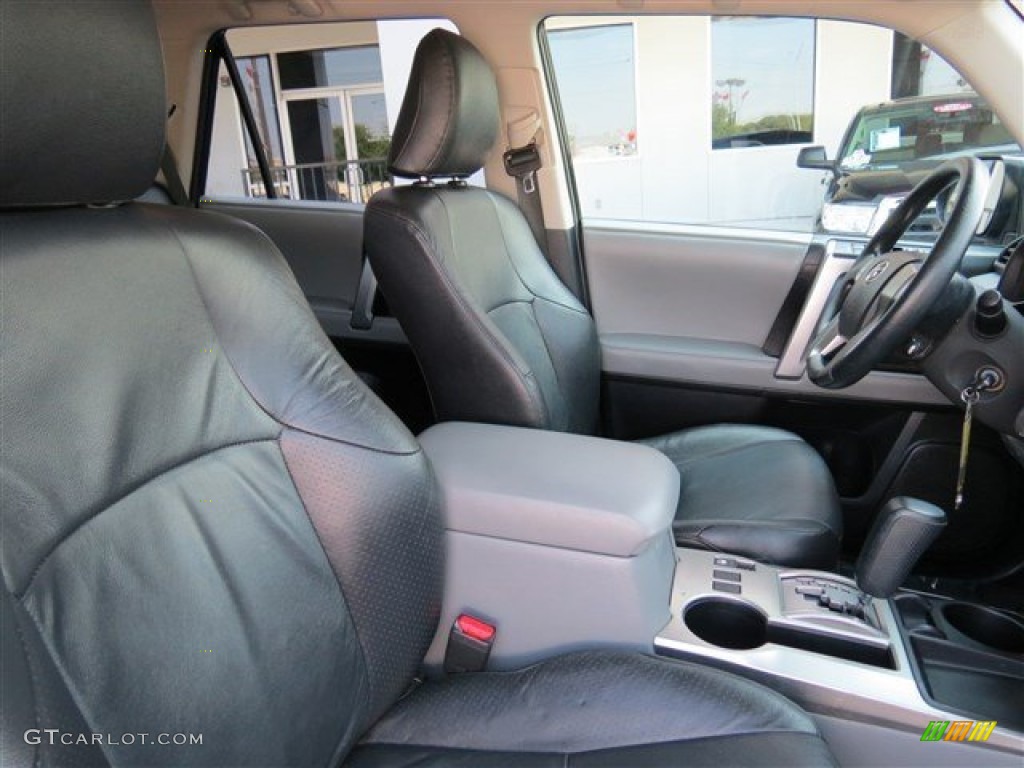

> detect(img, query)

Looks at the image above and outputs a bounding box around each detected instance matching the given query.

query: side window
[548,24,638,160]
[710,17,815,150]
[542,16,990,233]
[205,19,466,204]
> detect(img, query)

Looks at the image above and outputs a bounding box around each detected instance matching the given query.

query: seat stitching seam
[372,204,535,380]
[429,191,539,380]
[422,41,456,171]
[355,730,823,757]
[165,218,419,457]
[681,519,837,531]
[484,297,532,314]
[530,298,568,424]
[658,437,807,468]
[276,436,375,741]
[11,588,119,767]
[391,44,429,172]
[371,204,547,424]
[14,437,279,600]
[6,587,42,768]
[427,190,551,425]
[487,198,593,319]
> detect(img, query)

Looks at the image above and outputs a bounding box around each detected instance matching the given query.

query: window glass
[235,56,285,169]
[891,33,971,99]
[205,19,473,204]
[277,46,384,90]
[710,17,815,149]
[543,16,1002,234]
[547,24,638,158]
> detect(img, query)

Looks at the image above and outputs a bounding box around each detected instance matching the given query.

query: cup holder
[684,597,767,650]
[935,602,1024,655]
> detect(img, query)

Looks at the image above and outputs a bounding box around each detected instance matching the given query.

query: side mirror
[797,145,834,172]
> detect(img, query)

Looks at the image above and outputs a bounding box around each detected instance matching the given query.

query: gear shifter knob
[856,497,946,598]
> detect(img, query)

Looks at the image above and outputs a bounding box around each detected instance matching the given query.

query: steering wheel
[807,157,989,389]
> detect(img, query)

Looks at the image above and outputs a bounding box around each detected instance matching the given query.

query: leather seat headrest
[388,29,500,180]
[0,0,165,208]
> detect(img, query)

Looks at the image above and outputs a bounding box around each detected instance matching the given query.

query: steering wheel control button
[712,581,742,594]
[713,557,737,567]
[735,560,756,571]
[712,570,742,582]
[904,335,931,360]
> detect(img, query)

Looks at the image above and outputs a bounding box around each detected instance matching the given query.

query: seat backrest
[1,3,442,765]
[365,30,601,435]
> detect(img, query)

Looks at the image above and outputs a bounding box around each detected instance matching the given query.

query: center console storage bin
[893,593,1024,731]
[419,422,680,670]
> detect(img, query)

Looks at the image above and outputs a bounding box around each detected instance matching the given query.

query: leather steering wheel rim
[806,157,989,389]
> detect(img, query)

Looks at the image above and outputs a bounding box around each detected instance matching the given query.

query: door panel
[203,199,406,345]
[586,222,808,346]
[585,223,948,406]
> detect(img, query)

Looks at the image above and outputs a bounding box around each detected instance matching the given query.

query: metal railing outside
[242,158,392,204]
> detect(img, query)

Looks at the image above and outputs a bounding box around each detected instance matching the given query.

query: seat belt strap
[503,111,548,254]
[160,143,189,206]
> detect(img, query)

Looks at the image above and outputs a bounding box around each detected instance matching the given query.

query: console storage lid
[419,422,679,557]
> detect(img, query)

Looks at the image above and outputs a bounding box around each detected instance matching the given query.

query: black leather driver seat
[1,3,835,766]
[366,29,842,569]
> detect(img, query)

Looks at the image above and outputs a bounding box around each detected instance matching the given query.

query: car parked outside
[798,92,1021,236]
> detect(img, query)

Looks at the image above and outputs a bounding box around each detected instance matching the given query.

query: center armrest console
[420,422,679,671]
[418,421,1022,761]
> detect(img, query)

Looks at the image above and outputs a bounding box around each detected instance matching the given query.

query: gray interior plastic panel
[203,199,413,344]
[601,333,950,406]
[205,199,364,308]
[306,302,408,344]
[814,714,1023,767]
[657,549,1023,756]
[419,422,679,557]
[583,222,810,347]
[423,529,675,671]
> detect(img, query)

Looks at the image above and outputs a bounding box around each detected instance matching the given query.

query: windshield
[838,93,1020,171]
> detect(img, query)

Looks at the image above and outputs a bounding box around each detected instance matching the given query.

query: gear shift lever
[855,497,946,598]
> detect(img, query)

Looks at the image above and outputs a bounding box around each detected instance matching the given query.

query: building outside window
[547,24,638,159]
[206,20,459,203]
[710,17,815,150]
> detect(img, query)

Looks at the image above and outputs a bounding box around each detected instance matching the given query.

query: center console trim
[656,549,1023,755]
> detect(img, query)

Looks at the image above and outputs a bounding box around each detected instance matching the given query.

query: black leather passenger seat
[365,29,843,570]
[1,2,837,766]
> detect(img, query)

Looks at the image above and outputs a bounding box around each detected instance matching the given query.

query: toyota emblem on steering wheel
[864,260,890,283]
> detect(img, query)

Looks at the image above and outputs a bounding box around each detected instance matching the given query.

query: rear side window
[204,19,467,204]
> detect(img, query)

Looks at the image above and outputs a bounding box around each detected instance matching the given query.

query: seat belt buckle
[503,143,542,194]
[444,614,496,674]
